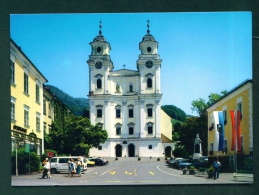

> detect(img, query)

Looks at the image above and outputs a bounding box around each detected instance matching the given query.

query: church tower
[87,20,173,158]
[87,21,113,96]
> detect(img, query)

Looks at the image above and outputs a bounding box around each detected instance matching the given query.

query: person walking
[76,157,82,177]
[69,158,76,177]
[42,158,50,179]
[213,159,221,180]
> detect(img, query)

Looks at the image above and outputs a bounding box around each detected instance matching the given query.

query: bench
[195,167,208,176]
[233,170,253,181]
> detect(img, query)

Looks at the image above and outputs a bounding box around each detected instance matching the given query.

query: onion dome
[93,21,106,42]
[142,20,156,41]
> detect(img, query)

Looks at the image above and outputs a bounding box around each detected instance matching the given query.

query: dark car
[168,158,182,167]
[90,158,107,166]
[190,158,209,169]
[173,159,189,169]
[166,157,175,164]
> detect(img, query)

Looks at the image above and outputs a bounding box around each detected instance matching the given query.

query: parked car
[50,156,87,174]
[178,161,192,169]
[86,158,95,167]
[190,158,209,169]
[173,159,189,169]
[166,157,175,164]
[168,158,183,167]
[89,158,107,166]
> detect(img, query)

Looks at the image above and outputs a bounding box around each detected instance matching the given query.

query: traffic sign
[47,151,54,158]
[25,144,30,153]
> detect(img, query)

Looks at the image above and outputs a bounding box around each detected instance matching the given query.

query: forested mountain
[46,85,89,116]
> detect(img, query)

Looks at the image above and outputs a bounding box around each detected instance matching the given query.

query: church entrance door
[128,144,135,157]
[115,144,122,157]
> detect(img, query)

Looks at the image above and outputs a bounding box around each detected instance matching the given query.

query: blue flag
[218,111,225,151]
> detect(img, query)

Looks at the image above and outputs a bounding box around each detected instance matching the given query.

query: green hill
[46,85,89,116]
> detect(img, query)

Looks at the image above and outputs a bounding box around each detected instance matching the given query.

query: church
[87,21,174,158]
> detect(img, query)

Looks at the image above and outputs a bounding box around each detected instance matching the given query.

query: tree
[11,148,40,174]
[46,116,108,156]
[175,91,227,157]
[161,105,187,122]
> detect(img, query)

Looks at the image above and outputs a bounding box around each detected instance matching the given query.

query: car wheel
[51,168,57,174]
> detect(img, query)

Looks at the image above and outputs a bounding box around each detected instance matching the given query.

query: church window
[129,83,133,92]
[147,122,153,134]
[128,105,134,118]
[147,104,153,117]
[95,74,103,89]
[96,105,103,118]
[97,78,102,88]
[116,84,120,92]
[128,122,134,135]
[147,78,152,88]
[115,105,121,118]
[115,123,122,135]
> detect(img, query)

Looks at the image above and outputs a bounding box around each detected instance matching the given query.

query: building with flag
[206,79,253,169]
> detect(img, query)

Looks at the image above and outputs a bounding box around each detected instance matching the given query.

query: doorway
[128,144,135,157]
[165,146,172,157]
[115,144,122,157]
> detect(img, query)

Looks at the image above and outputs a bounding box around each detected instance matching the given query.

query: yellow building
[206,79,253,169]
[10,39,48,155]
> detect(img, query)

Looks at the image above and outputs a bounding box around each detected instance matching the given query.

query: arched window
[129,84,133,92]
[115,123,122,135]
[96,105,103,118]
[147,78,152,88]
[97,78,102,89]
[128,105,134,118]
[115,105,121,118]
[95,74,103,89]
[116,83,120,92]
[147,104,153,117]
[128,122,135,135]
[147,122,153,134]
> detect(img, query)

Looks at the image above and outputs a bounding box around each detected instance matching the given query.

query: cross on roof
[123,64,126,69]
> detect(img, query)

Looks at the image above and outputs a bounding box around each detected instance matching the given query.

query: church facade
[87,22,173,157]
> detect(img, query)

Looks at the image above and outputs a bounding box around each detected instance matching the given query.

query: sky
[10,12,252,116]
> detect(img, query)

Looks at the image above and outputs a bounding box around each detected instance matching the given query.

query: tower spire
[99,21,102,35]
[147,20,150,34]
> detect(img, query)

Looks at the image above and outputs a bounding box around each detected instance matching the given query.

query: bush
[11,148,41,174]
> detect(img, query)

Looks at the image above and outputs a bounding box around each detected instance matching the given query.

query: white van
[50,156,87,174]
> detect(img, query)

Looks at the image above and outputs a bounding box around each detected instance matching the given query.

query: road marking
[108,171,116,175]
[125,171,133,175]
[149,171,154,175]
[101,167,117,176]
[134,169,137,176]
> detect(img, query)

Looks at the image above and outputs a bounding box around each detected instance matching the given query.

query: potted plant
[207,166,214,178]
[115,157,118,160]
[138,157,141,161]
[188,166,195,175]
[157,158,160,161]
[182,167,188,175]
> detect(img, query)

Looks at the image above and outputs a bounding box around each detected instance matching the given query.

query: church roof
[110,69,139,77]
[161,133,173,143]
[142,34,156,42]
[93,35,106,42]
